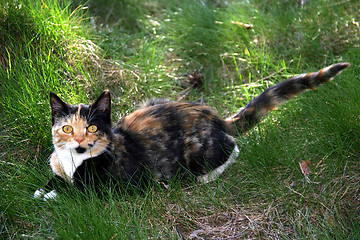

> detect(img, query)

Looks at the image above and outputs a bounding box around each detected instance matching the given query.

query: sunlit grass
[1,0,359,238]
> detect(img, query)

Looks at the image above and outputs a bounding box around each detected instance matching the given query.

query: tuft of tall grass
[252,0,360,67]
[0,0,91,151]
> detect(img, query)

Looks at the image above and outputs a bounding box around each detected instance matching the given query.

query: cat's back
[110,100,235,180]
[114,100,228,135]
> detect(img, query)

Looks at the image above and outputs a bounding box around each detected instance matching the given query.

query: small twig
[242,67,286,87]
[316,154,328,169]
[0,160,16,166]
[318,201,330,212]
[176,86,192,101]
[328,0,351,6]
[176,227,185,240]
[340,185,350,200]
[223,228,249,239]
[189,229,205,239]
[286,185,305,198]
[109,233,118,240]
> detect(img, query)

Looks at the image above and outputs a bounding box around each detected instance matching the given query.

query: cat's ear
[50,92,70,116]
[91,91,111,114]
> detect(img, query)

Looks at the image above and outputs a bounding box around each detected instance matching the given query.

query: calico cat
[34,63,349,200]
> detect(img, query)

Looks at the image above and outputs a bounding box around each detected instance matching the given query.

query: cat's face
[50,91,112,158]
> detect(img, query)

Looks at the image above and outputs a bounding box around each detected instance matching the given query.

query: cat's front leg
[34,175,68,201]
[34,151,75,200]
[33,188,46,198]
[34,188,58,201]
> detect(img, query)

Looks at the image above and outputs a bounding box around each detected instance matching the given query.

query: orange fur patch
[304,73,316,89]
[50,152,70,181]
[122,109,163,134]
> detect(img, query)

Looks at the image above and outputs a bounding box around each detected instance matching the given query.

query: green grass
[1,0,359,238]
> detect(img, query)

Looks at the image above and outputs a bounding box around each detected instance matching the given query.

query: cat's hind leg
[197,143,239,183]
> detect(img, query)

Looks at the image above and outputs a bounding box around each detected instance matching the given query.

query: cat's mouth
[75,146,87,154]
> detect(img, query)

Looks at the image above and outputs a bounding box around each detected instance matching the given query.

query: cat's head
[50,91,112,158]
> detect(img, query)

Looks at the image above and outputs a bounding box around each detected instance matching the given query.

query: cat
[34,62,349,200]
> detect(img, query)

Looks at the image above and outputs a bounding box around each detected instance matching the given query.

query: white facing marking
[197,143,240,183]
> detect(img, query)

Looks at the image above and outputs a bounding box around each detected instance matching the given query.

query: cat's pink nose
[75,137,84,144]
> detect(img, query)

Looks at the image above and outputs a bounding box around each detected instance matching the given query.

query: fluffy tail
[226,62,350,134]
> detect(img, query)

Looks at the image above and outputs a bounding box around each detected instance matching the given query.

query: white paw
[34,189,58,201]
[43,190,58,201]
[197,174,210,183]
[34,188,45,198]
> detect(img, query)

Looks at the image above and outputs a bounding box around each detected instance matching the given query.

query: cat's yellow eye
[87,125,98,133]
[62,125,73,133]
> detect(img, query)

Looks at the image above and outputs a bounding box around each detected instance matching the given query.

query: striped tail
[226,62,350,134]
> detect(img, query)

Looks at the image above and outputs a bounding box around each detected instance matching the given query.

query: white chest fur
[50,146,95,181]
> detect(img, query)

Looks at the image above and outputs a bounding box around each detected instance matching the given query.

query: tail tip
[331,62,351,72]
[323,62,350,79]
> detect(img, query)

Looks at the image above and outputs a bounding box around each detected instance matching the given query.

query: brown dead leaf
[299,160,312,176]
